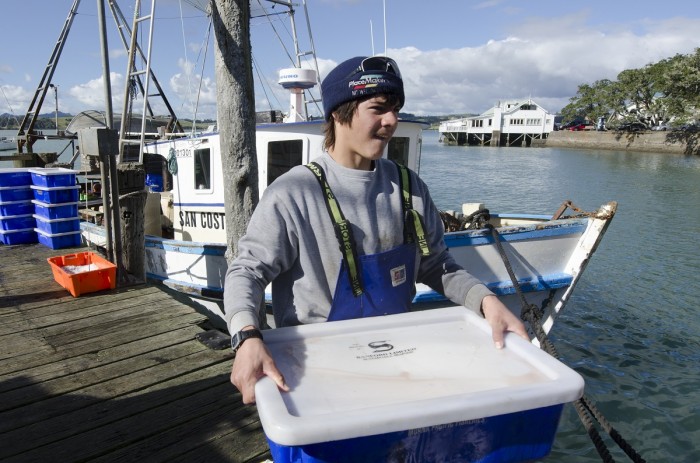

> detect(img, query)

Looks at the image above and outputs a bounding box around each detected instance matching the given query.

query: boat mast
[15,0,82,153]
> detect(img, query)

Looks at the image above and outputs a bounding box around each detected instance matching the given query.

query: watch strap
[231,328,263,354]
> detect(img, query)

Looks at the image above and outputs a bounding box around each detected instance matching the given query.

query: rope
[485,224,646,463]
[439,208,491,232]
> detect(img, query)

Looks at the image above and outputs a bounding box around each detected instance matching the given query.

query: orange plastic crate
[47,251,117,297]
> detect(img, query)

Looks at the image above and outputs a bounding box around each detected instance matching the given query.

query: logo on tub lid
[349,340,416,360]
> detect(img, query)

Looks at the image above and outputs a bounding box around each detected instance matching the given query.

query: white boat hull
[81,201,616,337]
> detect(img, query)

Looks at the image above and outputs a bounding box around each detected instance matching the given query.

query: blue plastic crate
[31,185,80,204]
[35,228,82,250]
[0,168,31,187]
[34,215,81,234]
[28,167,77,188]
[0,200,34,217]
[145,173,163,192]
[31,200,79,220]
[0,227,38,245]
[0,214,36,231]
[0,186,33,202]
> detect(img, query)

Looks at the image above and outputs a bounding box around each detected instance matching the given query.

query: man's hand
[230,330,289,404]
[480,295,529,349]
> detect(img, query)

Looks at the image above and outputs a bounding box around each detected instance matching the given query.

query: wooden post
[118,181,147,283]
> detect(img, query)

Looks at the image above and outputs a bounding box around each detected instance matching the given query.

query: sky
[1,0,699,123]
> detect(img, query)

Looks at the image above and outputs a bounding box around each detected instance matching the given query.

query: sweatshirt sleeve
[223,185,299,334]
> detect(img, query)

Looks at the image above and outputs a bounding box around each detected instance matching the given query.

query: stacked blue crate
[0,168,37,245]
[29,168,82,249]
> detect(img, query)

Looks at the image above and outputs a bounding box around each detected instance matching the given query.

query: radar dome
[278,68,317,90]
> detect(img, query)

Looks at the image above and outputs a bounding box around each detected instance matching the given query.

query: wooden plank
[0,310,206,375]
[0,343,233,432]
[0,287,169,335]
[0,362,239,460]
[0,243,273,462]
[0,324,208,391]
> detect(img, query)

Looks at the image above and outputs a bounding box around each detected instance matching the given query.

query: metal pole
[49,84,59,134]
[97,0,115,263]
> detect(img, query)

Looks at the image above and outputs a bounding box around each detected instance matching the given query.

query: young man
[224,56,528,404]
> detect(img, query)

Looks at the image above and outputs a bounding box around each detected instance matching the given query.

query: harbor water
[419,130,700,462]
[2,128,699,461]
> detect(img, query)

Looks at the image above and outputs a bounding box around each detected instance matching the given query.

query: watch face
[232,329,262,352]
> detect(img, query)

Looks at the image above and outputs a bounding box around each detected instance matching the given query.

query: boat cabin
[145,120,424,243]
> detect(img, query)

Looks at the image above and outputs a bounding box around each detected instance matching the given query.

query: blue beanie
[321,56,405,121]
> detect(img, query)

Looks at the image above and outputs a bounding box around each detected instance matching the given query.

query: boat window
[388,137,409,166]
[268,140,303,185]
[194,148,211,190]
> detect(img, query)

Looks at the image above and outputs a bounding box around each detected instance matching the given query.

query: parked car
[616,121,648,132]
[560,121,585,130]
[567,123,586,131]
[651,123,669,131]
[678,123,700,132]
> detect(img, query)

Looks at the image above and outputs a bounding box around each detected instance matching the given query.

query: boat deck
[0,243,271,462]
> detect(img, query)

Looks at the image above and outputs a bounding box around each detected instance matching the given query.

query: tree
[561,79,621,123]
[560,48,700,127]
[211,0,258,263]
[659,49,700,122]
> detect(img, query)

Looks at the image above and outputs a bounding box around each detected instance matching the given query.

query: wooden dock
[0,243,271,462]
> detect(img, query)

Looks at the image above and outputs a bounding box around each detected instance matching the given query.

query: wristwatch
[231,328,263,354]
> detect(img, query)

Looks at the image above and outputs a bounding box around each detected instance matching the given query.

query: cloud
[169,58,217,120]
[67,73,124,114]
[391,16,700,116]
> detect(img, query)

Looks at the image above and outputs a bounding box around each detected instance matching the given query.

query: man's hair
[322,93,401,152]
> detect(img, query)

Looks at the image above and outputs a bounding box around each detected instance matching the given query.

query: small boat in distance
[0,136,15,151]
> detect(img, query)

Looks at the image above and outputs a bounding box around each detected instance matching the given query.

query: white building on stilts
[439,99,555,147]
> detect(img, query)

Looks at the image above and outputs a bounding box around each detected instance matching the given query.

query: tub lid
[255,307,584,446]
[28,167,78,175]
[30,185,80,191]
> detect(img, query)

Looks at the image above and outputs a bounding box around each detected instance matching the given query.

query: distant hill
[38,111,73,119]
[2,111,476,131]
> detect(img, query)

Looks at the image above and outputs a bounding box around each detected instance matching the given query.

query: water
[3,128,699,461]
[419,130,700,462]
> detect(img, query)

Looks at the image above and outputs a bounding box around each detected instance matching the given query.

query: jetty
[0,243,270,462]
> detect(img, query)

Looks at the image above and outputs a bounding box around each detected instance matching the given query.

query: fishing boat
[0,136,15,151]
[80,115,616,338]
[12,0,613,339]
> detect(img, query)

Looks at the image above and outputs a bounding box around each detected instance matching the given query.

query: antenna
[383,0,387,55]
[370,20,375,56]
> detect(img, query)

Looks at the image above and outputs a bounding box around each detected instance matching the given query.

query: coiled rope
[485,223,646,463]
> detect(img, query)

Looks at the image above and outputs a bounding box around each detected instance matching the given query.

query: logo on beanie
[349,75,389,91]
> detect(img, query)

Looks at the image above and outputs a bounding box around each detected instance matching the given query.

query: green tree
[560,48,700,127]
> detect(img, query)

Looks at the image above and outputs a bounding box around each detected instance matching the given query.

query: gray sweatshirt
[223,153,492,333]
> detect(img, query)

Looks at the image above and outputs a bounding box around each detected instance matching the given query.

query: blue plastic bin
[31,200,79,220]
[31,185,80,204]
[0,186,33,202]
[34,215,81,234]
[255,308,585,463]
[0,214,36,231]
[145,173,164,192]
[29,168,77,188]
[0,168,31,187]
[0,227,38,245]
[35,228,82,249]
[0,200,34,217]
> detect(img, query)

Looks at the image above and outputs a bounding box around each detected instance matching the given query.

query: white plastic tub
[255,307,584,463]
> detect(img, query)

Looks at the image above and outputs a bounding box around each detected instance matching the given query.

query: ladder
[117,0,157,163]
[15,0,82,153]
[107,0,183,143]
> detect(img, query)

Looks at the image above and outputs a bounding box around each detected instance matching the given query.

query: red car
[567,124,586,131]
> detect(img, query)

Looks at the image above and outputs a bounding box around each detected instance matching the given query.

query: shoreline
[545,130,699,156]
